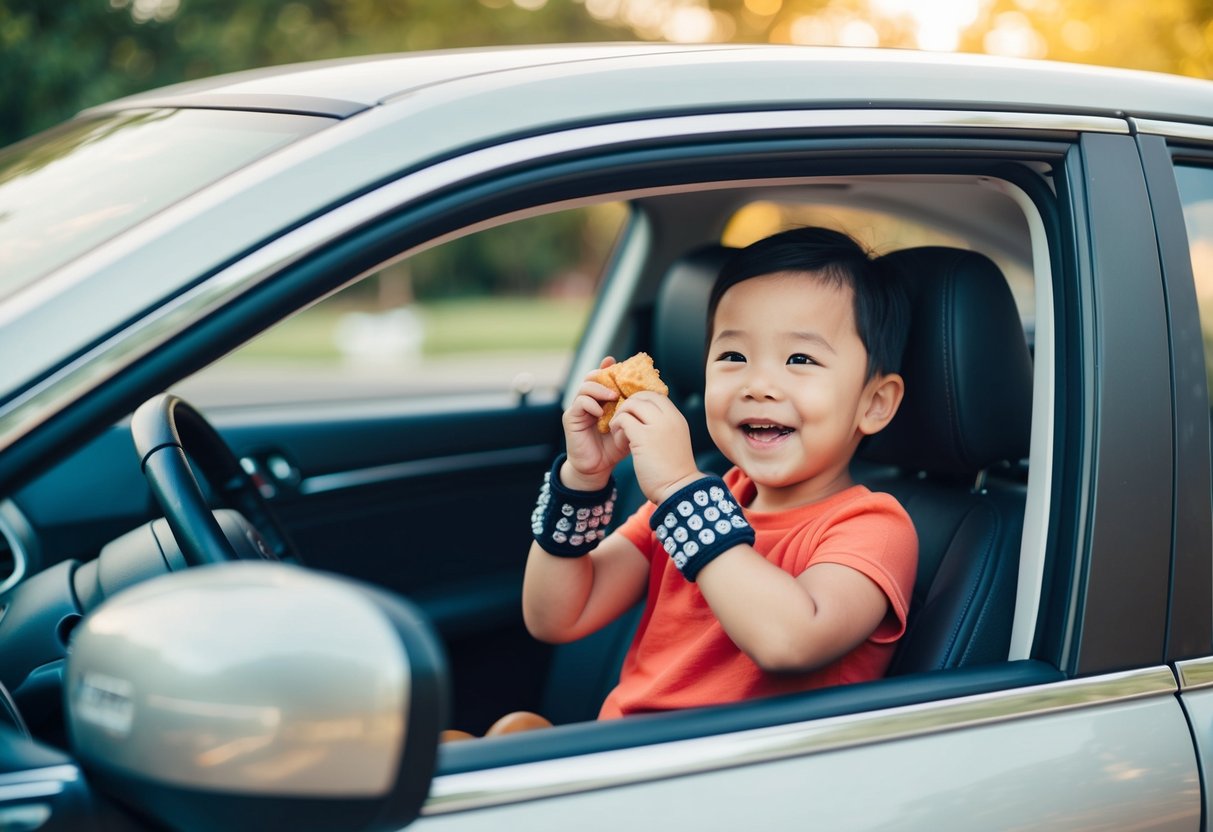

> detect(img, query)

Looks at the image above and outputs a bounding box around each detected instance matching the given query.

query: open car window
[417,168,1056,793]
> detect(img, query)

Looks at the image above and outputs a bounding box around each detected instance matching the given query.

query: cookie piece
[588,352,669,433]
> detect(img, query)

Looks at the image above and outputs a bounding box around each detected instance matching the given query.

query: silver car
[0,43,1211,830]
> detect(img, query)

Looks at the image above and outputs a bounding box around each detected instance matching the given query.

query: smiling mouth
[741,422,794,443]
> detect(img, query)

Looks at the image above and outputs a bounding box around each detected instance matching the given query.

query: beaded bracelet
[650,475,754,582]
[531,455,617,558]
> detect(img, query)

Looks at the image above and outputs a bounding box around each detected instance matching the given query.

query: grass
[233,296,593,363]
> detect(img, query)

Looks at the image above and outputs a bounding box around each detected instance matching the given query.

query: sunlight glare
[662,4,718,42]
[744,0,782,16]
[869,0,983,51]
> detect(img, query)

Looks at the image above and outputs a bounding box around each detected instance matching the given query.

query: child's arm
[695,553,889,672]
[522,360,648,644]
[522,533,648,643]
[610,391,890,673]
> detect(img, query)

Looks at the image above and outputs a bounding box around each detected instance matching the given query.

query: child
[525,226,917,721]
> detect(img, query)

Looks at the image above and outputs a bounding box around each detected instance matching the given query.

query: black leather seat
[540,243,1033,721]
[858,246,1033,673]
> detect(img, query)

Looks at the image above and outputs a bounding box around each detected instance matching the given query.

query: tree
[0,0,625,145]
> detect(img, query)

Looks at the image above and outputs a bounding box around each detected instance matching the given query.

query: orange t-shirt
[598,468,917,719]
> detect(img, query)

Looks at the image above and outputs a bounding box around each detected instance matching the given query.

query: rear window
[721,196,1036,320]
[0,108,332,301]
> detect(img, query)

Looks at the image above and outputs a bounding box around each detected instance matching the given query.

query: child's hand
[561,357,630,489]
[610,392,702,504]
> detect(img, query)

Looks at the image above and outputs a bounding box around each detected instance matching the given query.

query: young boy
[524,226,917,720]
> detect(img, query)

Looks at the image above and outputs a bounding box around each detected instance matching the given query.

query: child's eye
[715,351,746,363]
[787,353,818,366]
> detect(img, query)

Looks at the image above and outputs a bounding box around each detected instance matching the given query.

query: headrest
[859,247,1033,477]
[652,245,735,398]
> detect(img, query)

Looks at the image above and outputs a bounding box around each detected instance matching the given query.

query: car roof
[84,44,726,118]
[85,43,1213,127]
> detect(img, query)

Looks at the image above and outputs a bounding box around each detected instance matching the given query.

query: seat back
[857,246,1033,673]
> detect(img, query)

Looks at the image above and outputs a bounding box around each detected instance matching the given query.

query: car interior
[0,169,1062,769]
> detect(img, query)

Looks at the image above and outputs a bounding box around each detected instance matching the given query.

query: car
[0,41,1211,830]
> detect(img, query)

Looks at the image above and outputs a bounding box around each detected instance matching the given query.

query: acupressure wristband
[531,454,616,558]
[651,476,754,582]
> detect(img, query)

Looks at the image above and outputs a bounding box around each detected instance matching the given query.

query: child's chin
[743,466,798,489]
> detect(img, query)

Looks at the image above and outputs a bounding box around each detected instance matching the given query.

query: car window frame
[1035,134,1176,677]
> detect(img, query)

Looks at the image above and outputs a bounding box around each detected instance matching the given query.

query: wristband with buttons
[531,455,617,558]
[651,476,754,581]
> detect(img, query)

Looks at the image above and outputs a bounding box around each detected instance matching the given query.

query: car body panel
[418,668,1199,830]
[1177,658,1213,813]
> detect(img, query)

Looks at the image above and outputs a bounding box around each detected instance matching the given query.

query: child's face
[704,271,898,510]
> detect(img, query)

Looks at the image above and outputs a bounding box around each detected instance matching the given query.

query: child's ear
[858,372,905,436]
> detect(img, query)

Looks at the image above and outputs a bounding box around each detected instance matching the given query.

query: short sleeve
[614,500,658,561]
[807,494,918,643]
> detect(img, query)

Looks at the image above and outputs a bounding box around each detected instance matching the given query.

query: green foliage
[0,0,627,145]
[339,202,625,305]
[404,205,625,300]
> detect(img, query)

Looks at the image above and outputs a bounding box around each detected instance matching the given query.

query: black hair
[706,226,910,378]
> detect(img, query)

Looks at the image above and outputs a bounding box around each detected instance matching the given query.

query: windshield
[0,108,332,302]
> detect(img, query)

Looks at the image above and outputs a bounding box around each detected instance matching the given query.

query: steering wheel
[130,393,300,566]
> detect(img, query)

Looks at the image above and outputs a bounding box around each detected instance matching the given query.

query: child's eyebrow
[790,331,837,354]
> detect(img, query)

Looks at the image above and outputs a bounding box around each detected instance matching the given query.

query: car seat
[540,243,1033,722]
[857,246,1033,673]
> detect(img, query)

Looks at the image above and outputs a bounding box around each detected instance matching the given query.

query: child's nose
[742,370,781,400]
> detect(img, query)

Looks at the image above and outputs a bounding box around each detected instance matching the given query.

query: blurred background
[5,0,1213,146]
[6,0,1212,405]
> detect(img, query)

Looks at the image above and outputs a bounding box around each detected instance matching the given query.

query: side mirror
[63,562,447,831]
